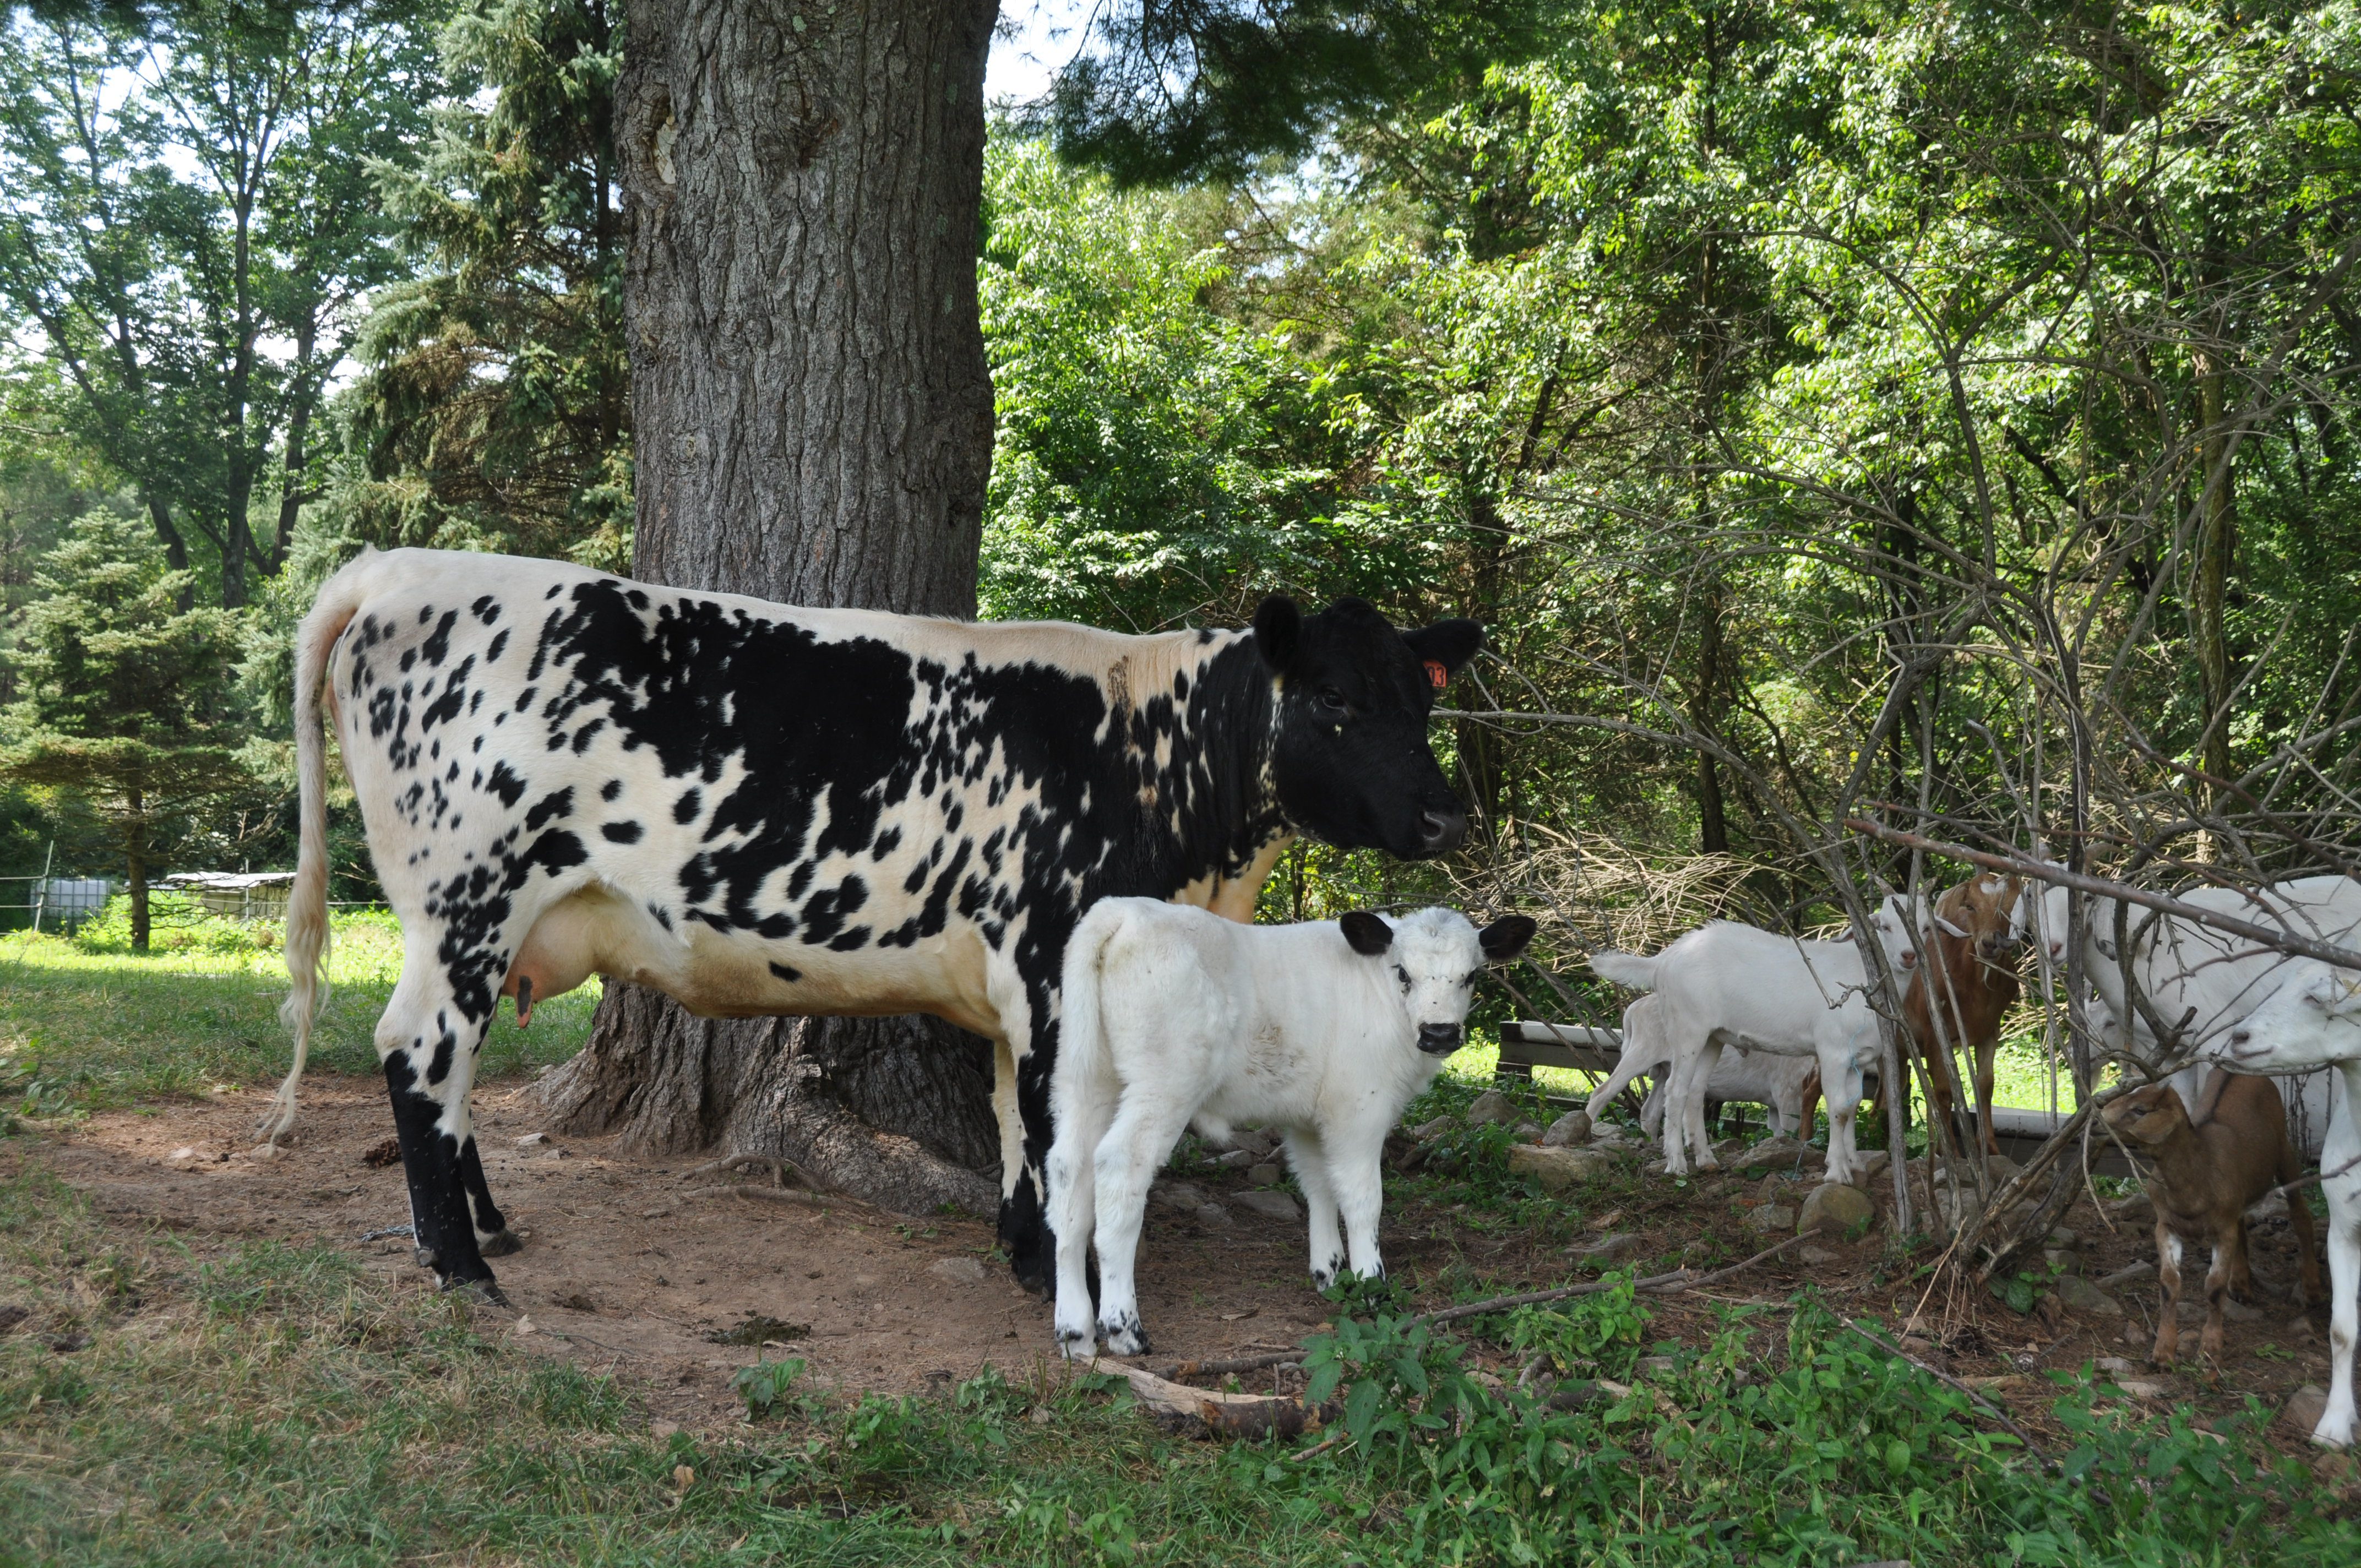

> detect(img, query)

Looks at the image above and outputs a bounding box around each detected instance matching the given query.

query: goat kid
[1584,993,1823,1141]
[1588,902,1921,1185]
[1898,874,2027,1157]
[2100,1070,2324,1372]
[1048,901,1535,1358]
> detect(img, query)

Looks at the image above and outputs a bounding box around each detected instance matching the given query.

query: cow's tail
[1587,949,1662,992]
[263,562,366,1144]
[1052,902,1124,1129]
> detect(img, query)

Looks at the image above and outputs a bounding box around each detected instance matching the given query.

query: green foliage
[733,1355,809,1420]
[338,0,631,569]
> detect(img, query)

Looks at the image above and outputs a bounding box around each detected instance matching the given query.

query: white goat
[1588,901,1921,1185]
[1584,994,1823,1140]
[1047,900,1536,1358]
[2213,966,2361,1448]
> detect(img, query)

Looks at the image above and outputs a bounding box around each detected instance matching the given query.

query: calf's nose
[1417,1022,1463,1055]
[1418,804,1468,853]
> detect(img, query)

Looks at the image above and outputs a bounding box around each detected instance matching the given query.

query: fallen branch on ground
[679,1152,826,1190]
[1411,1233,1815,1329]
[1107,1362,1335,1439]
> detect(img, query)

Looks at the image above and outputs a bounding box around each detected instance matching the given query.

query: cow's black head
[1254,595,1479,858]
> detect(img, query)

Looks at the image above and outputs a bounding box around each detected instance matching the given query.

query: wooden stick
[1411,1233,1814,1329]
[1107,1363,1334,1439]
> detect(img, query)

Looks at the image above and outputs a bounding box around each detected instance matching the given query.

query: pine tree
[1,510,251,950]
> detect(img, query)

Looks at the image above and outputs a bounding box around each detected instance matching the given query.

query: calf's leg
[1046,1092,1115,1359]
[1332,1142,1388,1283]
[1284,1129,1347,1288]
[2315,1065,2360,1447]
[1089,1096,1194,1355]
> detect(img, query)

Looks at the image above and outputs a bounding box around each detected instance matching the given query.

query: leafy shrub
[732,1355,807,1419]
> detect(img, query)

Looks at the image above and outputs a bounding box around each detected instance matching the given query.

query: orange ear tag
[1424,660,1448,690]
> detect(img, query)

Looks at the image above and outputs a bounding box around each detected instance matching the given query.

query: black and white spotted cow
[268,547,1480,1299]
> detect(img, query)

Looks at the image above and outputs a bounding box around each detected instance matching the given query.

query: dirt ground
[19,1077,2352,1458]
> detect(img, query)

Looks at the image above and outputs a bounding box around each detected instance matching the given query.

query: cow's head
[1254,596,1479,858]
[1340,907,1537,1055]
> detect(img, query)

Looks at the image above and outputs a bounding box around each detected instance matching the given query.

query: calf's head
[2224,960,2361,1071]
[1254,596,1479,858]
[1339,907,1538,1055]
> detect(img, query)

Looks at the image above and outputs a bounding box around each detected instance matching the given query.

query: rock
[2046,1226,2079,1248]
[1410,1116,1454,1141]
[1712,1137,1750,1166]
[2110,1189,2155,1224]
[1512,1122,1546,1142]
[1799,1244,1840,1265]
[2056,1275,2122,1316]
[1588,1122,1638,1147]
[1246,1162,1285,1188]
[2245,1191,2289,1223]
[1510,1144,1619,1191]
[1748,1136,1818,1168]
[1754,1175,1786,1204]
[2220,1298,2262,1323]
[167,1145,203,1165]
[1797,1182,1876,1236]
[1574,1233,1643,1266]
[651,1419,681,1441]
[516,1132,552,1147]
[1541,1109,1591,1147]
[1984,1153,2023,1183]
[1214,1148,1258,1168]
[928,1256,990,1284]
[1193,1202,1233,1228]
[1235,1126,1281,1159]
[1150,1180,1210,1211]
[1465,1091,1516,1126]
[2284,1385,2330,1437]
[1747,1203,1798,1234]
[2098,1259,2155,1291]
[2096,1356,2135,1374]
[2042,1248,2082,1276]
[1232,1189,1301,1222]
[1848,1149,1892,1186]
[2115,1379,2168,1400]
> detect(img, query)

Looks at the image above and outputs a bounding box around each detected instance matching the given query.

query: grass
[4,901,2358,1564]
[0,897,596,1119]
[4,1159,2354,1567]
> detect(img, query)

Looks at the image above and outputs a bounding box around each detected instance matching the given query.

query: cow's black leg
[1002,1044,1058,1293]
[460,1136,521,1258]
[384,1049,507,1304]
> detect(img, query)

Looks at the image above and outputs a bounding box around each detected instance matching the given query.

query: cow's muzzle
[1417,1022,1464,1055]
[1418,805,1468,853]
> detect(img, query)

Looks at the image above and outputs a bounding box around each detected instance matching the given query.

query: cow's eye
[1316,687,1347,714]
[1394,964,1411,992]
[1464,970,1482,987]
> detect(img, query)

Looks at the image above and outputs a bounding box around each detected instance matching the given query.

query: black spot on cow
[601,778,623,802]
[768,961,802,983]
[525,788,573,831]
[485,761,527,808]
[673,788,700,824]
[602,820,643,844]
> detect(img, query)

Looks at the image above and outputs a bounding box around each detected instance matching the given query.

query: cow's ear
[1339,912,1394,956]
[1403,619,1484,683]
[1478,916,1537,963]
[1253,596,1302,673]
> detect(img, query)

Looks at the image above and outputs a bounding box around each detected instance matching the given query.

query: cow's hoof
[1101,1316,1149,1357]
[478,1229,524,1259]
[1054,1329,1095,1362]
[441,1274,510,1309]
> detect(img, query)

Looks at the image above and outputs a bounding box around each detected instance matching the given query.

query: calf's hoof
[478,1229,524,1259]
[441,1274,510,1309]
[1099,1314,1150,1357]
[1054,1327,1096,1363]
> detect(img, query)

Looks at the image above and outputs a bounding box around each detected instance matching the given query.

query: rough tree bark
[537,0,1004,1217]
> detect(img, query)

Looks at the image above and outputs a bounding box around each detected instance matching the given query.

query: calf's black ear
[1254,596,1302,673]
[1478,915,1537,963]
[1339,911,1394,956]
[1403,618,1484,682]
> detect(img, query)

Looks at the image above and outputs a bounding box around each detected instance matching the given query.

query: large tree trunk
[538,0,1003,1217]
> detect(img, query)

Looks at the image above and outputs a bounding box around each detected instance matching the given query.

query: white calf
[1583,994,1822,1141]
[2219,967,2361,1447]
[1048,900,1536,1358]
[1588,906,1920,1186]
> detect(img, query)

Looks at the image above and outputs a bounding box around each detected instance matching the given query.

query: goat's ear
[1339,911,1394,956]
[1253,596,1302,674]
[1402,618,1483,682]
[2126,1108,2180,1146]
[1478,915,1537,964]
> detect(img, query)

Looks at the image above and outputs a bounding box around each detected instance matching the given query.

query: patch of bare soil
[26,1079,1348,1426]
[22,1085,2351,1464]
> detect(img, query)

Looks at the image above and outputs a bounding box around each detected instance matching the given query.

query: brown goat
[2102,1071,2323,1365]
[1901,874,2025,1156]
